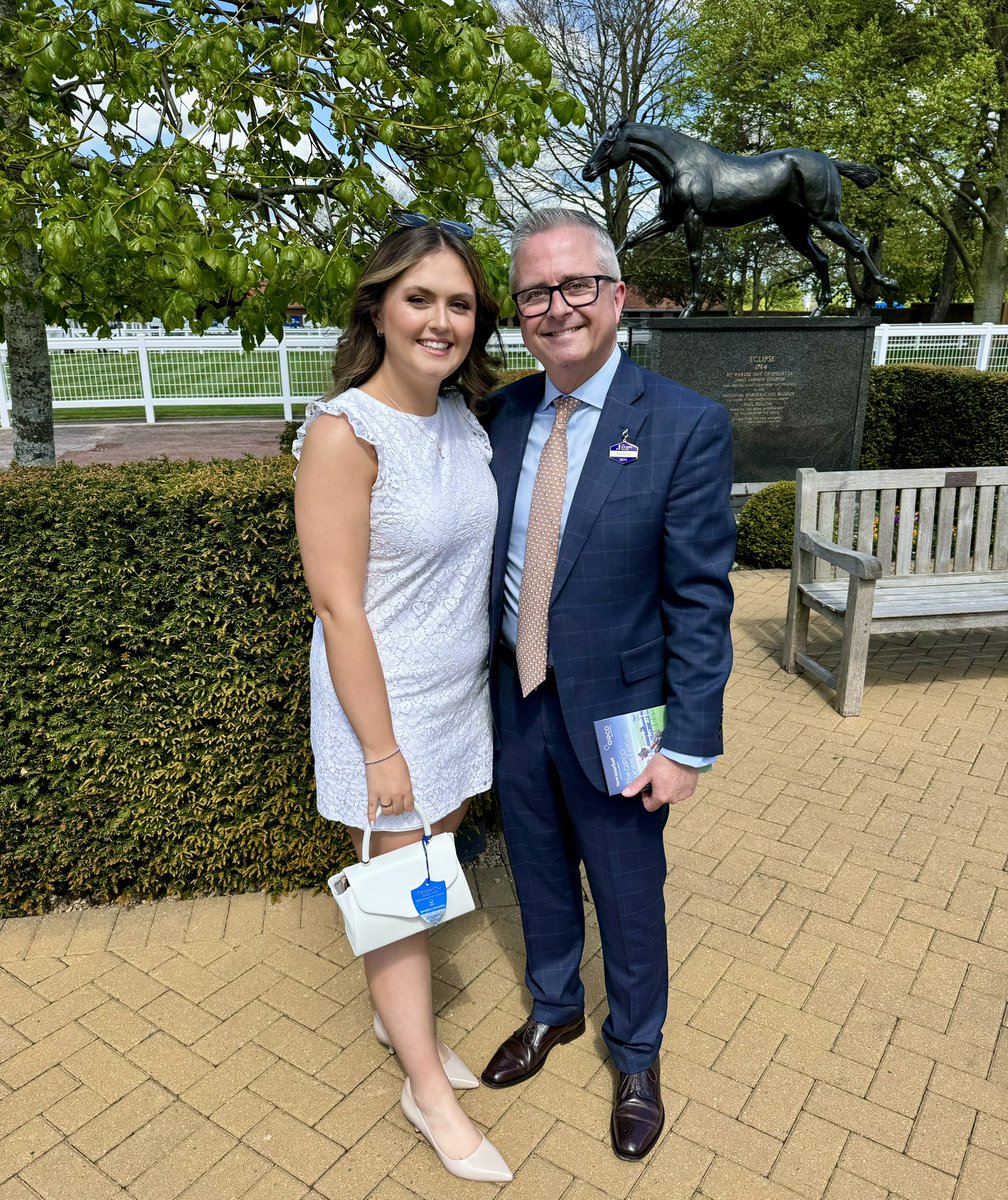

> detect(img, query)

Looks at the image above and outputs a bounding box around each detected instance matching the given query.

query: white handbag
[327,805,475,956]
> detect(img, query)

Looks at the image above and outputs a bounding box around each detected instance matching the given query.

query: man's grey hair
[509,208,621,290]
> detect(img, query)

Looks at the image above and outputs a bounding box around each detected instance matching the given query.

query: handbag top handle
[360,803,433,863]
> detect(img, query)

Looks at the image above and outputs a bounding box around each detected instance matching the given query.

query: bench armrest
[798,531,883,579]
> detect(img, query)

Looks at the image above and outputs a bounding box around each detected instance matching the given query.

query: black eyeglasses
[389,209,474,240]
[512,274,615,317]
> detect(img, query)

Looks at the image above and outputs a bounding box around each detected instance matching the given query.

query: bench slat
[801,576,1008,618]
[916,488,936,574]
[994,485,1008,571]
[954,487,976,572]
[877,489,897,572]
[895,487,916,574]
[935,488,956,572]
[856,489,876,555]
[796,466,1007,489]
[837,491,856,558]
[816,491,838,579]
[974,486,996,572]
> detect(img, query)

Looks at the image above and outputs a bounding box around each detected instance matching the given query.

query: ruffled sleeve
[292,391,385,486]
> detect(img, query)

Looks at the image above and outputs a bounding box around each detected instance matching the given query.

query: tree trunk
[609,165,631,251]
[749,246,762,314]
[731,245,748,317]
[972,187,1007,323]
[3,234,55,466]
[845,256,872,316]
[931,233,959,322]
[750,268,763,314]
[0,0,56,467]
[928,176,976,321]
[972,113,1008,324]
[847,230,885,316]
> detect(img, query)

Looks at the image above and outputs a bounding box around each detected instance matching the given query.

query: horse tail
[834,161,880,189]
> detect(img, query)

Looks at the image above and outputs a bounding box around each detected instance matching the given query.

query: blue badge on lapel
[609,429,639,464]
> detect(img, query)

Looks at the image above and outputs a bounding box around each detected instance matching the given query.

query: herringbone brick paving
[2,569,1006,1199]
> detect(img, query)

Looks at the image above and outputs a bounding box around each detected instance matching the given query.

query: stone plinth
[640,316,876,484]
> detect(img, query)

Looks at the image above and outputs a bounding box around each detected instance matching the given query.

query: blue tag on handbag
[410,835,448,925]
[411,877,448,925]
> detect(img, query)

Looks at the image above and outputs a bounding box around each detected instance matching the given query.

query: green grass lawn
[3,335,541,425]
[53,403,297,422]
[31,345,334,413]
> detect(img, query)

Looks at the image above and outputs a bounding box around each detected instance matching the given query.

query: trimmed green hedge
[736,364,1008,568]
[0,458,331,914]
[736,481,797,568]
[861,364,1008,470]
[0,457,491,915]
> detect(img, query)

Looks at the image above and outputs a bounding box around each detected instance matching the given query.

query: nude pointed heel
[374,1012,395,1053]
[373,1013,479,1089]
[400,1079,512,1183]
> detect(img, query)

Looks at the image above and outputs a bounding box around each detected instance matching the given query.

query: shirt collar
[538,343,622,413]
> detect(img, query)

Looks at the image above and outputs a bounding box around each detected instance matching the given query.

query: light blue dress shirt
[501,344,715,771]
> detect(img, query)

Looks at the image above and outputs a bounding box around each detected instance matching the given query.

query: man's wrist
[660,748,715,771]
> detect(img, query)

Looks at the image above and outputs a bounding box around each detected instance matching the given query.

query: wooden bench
[782,466,1008,715]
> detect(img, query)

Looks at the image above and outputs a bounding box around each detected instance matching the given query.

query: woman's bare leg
[349,803,479,1158]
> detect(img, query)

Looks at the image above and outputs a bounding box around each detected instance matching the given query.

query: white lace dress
[293,387,497,831]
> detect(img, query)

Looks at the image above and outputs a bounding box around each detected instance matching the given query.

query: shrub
[859,366,903,470]
[735,481,796,568]
[862,365,1008,469]
[279,421,298,454]
[0,457,493,915]
[0,457,340,914]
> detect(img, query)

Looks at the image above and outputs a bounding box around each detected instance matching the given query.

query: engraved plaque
[644,317,876,484]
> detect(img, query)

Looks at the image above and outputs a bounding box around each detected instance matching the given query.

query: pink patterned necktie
[515,394,580,697]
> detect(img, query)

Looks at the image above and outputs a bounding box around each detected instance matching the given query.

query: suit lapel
[489,375,541,621]
[551,353,646,603]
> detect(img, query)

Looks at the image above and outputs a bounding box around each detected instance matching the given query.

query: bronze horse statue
[583,118,896,317]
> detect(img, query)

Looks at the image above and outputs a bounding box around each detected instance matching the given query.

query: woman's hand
[366,751,416,825]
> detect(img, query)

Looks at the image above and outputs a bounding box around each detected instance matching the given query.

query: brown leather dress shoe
[480,1014,586,1088]
[611,1062,664,1160]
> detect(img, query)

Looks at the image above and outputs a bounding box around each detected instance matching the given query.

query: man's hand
[622,755,699,812]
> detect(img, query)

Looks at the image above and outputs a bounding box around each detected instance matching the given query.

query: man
[481,209,735,1160]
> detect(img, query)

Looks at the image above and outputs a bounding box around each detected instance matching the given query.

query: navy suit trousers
[494,651,670,1074]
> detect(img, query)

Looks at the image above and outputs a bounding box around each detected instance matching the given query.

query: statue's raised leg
[811,218,897,291]
[616,212,680,257]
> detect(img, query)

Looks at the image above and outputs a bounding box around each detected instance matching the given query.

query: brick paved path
[1,570,1006,1199]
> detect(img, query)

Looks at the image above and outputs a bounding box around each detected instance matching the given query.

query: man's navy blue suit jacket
[485,350,737,794]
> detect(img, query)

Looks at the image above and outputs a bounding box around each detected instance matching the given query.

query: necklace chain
[370,381,444,458]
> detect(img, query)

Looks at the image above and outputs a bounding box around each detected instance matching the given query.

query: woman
[293,215,510,1183]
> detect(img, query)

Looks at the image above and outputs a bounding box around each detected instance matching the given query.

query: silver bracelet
[364,745,402,766]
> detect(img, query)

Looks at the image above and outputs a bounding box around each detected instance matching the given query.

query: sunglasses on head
[389,209,474,240]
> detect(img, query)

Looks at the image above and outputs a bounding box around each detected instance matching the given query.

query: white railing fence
[1,322,1006,429]
[0,328,647,428]
[872,322,1008,372]
[0,331,340,428]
